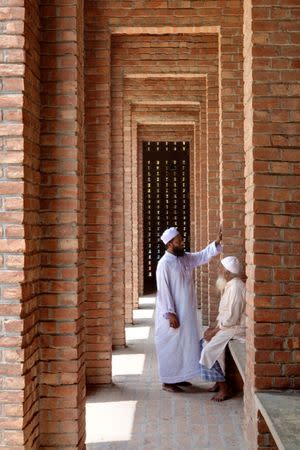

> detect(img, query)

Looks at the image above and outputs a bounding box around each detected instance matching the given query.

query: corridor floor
[86,295,246,450]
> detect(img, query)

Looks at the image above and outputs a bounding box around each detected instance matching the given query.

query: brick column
[211,2,245,325]
[84,3,113,383]
[207,68,221,324]
[244,1,300,448]
[198,86,209,323]
[23,2,41,446]
[0,1,40,447]
[39,2,86,446]
[220,0,245,263]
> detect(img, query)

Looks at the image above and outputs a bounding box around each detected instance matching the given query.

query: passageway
[86,296,245,450]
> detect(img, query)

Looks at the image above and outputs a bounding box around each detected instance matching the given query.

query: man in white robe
[199,255,246,401]
[155,226,222,392]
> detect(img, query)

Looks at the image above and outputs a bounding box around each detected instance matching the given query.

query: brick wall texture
[244,1,300,448]
[1,1,86,448]
[0,0,299,448]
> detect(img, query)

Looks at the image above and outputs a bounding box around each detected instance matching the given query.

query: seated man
[199,256,246,401]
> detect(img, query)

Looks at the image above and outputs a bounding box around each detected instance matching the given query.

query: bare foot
[208,382,219,392]
[211,383,231,402]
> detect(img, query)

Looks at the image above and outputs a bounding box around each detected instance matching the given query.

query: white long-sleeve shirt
[217,277,246,330]
[200,277,246,372]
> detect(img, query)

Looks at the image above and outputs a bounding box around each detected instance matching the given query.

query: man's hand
[204,327,219,342]
[169,313,180,329]
[215,226,222,246]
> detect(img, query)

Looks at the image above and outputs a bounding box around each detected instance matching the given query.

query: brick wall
[84,5,112,385]
[39,1,86,447]
[1,2,86,446]
[0,1,40,447]
[244,0,257,445]
[257,411,278,450]
[22,1,40,446]
[244,0,300,448]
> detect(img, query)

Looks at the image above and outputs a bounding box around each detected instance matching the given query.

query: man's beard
[173,247,185,257]
[216,275,227,293]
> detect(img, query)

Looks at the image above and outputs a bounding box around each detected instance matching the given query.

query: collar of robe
[165,251,177,259]
[165,250,186,260]
[225,277,242,289]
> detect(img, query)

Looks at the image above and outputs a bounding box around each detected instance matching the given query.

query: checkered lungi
[199,338,225,382]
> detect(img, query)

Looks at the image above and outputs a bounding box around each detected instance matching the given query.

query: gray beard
[216,276,227,293]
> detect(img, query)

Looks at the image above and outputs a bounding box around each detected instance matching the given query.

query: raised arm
[186,241,221,269]
[186,228,222,269]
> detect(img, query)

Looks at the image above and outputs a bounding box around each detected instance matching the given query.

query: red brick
[254,310,282,323]
[255,363,282,376]
[255,336,283,350]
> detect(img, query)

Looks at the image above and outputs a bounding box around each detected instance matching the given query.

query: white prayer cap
[221,256,241,275]
[160,227,180,245]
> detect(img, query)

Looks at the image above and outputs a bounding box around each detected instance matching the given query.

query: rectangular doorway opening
[143,141,190,294]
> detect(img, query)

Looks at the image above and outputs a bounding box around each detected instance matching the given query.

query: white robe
[199,277,246,373]
[155,242,221,383]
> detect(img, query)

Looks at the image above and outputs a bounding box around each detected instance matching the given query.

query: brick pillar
[198,96,209,324]
[244,1,300,448]
[39,1,86,446]
[111,59,126,341]
[122,99,132,328]
[23,2,41,446]
[193,118,202,310]
[220,1,245,263]
[0,1,40,447]
[207,68,221,324]
[208,2,245,325]
[84,3,112,383]
[244,1,258,444]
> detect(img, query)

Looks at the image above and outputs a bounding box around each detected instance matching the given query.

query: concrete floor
[86,295,246,450]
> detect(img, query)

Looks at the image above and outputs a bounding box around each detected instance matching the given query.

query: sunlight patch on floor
[133,308,154,320]
[125,325,151,341]
[86,401,137,443]
[112,353,146,376]
[139,295,156,306]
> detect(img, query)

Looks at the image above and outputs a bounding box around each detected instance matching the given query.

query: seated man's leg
[211,381,231,402]
[199,339,232,401]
